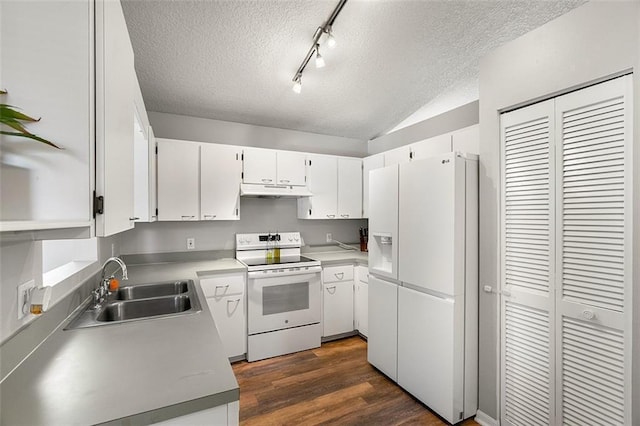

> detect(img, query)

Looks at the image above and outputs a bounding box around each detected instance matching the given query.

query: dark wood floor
[232,336,479,425]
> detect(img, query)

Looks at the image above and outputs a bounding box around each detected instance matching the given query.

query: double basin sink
[66,280,202,329]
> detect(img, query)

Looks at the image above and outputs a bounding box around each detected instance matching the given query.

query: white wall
[478,1,639,421]
[0,234,120,345]
[368,101,479,155]
[148,112,368,158]
[120,197,365,254]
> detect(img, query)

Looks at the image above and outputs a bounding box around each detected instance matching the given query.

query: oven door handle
[247,266,321,279]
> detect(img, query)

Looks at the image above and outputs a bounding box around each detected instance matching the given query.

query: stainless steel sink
[65,279,201,329]
[97,295,192,322]
[115,281,189,300]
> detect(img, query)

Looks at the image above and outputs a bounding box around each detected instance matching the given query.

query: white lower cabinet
[354,265,368,337]
[200,272,246,359]
[322,265,354,337]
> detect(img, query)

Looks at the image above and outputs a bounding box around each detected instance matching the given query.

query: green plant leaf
[0,105,41,122]
[1,117,31,134]
[1,130,62,149]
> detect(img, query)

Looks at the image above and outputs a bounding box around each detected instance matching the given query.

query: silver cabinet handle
[341,214,349,218]
[326,214,336,218]
[326,286,336,294]
[335,272,344,280]
[215,285,229,289]
[181,215,195,220]
[261,178,273,183]
[204,214,217,219]
[226,298,241,314]
[129,217,140,220]
[279,179,290,183]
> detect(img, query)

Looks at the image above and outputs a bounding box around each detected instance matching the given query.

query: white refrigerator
[368,152,478,424]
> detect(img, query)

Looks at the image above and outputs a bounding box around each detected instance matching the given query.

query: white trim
[475,410,499,426]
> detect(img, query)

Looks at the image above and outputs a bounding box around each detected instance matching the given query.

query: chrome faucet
[92,257,128,309]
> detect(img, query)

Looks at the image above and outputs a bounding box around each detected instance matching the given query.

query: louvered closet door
[554,75,632,426]
[500,100,556,426]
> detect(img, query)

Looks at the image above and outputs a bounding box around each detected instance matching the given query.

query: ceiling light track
[292,0,348,93]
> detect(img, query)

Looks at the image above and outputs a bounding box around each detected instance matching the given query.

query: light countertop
[0,258,245,426]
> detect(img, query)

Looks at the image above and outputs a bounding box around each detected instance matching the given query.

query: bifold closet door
[554,75,632,426]
[500,100,556,426]
[500,74,633,426]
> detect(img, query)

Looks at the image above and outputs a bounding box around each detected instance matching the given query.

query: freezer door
[367,275,398,381]
[397,285,464,424]
[368,165,399,280]
[398,152,465,295]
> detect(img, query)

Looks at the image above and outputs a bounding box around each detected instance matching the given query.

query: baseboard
[474,410,499,426]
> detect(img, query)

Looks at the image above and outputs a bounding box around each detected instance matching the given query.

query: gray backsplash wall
[120,197,367,254]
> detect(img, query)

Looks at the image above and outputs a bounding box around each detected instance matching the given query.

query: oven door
[247,269,321,335]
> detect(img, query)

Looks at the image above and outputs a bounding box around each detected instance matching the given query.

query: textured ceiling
[122,0,584,140]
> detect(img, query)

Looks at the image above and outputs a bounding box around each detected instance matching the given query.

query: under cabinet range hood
[240,183,313,198]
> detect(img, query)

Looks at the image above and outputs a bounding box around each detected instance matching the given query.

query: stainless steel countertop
[0,258,245,426]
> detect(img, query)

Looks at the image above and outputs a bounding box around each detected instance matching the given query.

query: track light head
[315,44,325,69]
[292,75,302,94]
[326,28,336,49]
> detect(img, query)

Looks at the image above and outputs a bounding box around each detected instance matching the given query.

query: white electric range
[236,232,322,362]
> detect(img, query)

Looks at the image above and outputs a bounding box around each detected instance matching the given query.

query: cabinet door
[201,144,241,220]
[451,125,479,155]
[157,139,199,221]
[243,147,276,184]
[362,153,384,218]
[355,281,368,337]
[337,158,362,218]
[95,0,135,236]
[133,107,150,222]
[323,281,354,336]
[304,155,338,219]
[383,145,411,166]
[148,126,158,222]
[276,151,306,186]
[206,295,246,359]
[0,0,92,225]
[410,134,451,160]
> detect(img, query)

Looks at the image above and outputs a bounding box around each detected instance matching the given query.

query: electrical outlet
[187,238,195,250]
[326,233,332,243]
[17,280,36,320]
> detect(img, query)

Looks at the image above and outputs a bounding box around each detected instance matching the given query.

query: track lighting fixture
[290,0,347,94]
[315,44,325,68]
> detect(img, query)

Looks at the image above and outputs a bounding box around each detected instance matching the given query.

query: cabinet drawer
[200,273,245,298]
[323,264,354,283]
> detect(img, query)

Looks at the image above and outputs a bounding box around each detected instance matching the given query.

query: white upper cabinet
[362,153,384,218]
[157,139,200,221]
[201,144,241,220]
[451,125,479,155]
[410,134,452,160]
[0,0,93,236]
[95,0,136,236]
[298,154,337,219]
[298,155,362,219]
[242,148,306,186]
[242,147,277,184]
[337,157,362,219]
[384,145,411,166]
[276,151,306,186]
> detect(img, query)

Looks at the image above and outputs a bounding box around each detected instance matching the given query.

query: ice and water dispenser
[370,233,394,276]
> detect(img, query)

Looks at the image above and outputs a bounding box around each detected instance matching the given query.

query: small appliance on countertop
[236,232,322,362]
